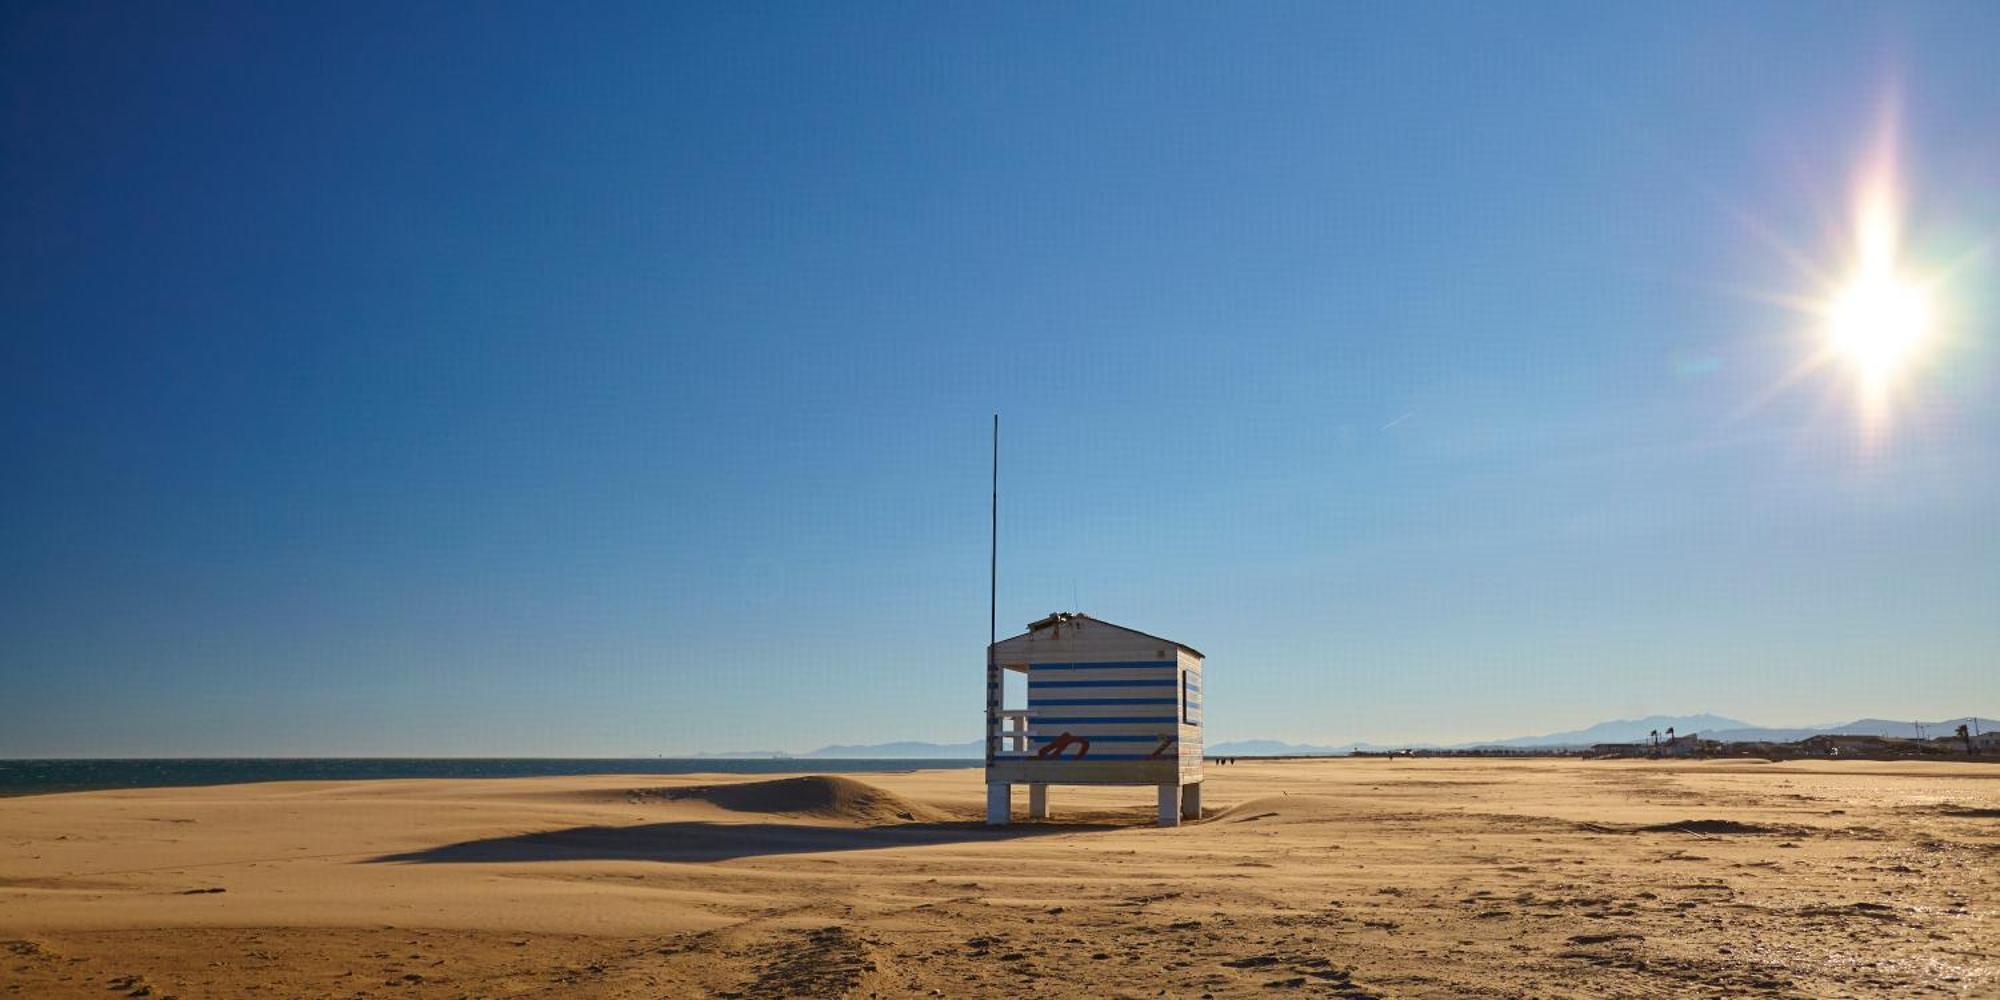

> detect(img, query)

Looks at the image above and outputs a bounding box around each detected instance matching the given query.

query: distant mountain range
[689,740,985,760]
[802,740,985,758]
[1211,715,1995,754]
[693,714,1994,759]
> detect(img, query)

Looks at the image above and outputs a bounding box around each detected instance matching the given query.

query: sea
[0,758,981,798]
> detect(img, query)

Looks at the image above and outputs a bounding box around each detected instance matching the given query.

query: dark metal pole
[990,413,998,652]
[985,415,1000,768]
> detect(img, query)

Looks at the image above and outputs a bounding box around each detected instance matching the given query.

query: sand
[2,758,1995,998]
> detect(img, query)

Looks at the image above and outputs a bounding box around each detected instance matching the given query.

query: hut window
[1181,670,1191,725]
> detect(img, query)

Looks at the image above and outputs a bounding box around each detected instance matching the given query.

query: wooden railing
[995,709,1032,755]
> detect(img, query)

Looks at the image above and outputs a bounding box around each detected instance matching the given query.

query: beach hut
[985,612,1203,827]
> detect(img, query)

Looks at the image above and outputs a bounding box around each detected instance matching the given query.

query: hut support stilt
[985,782,1011,826]
[1156,784,1181,827]
[1027,783,1049,819]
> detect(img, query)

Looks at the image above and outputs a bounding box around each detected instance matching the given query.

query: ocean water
[0,758,980,797]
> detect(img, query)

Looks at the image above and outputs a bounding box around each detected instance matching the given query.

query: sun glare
[1815,152,1941,414]
[1754,108,1962,442]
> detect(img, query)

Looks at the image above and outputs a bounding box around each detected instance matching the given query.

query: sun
[1823,266,1935,391]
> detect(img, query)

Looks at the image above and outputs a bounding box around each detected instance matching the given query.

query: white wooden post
[986,783,1011,826]
[1028,783,1049,819]
[1156,783,1180,827]
[1180,781,1201,821]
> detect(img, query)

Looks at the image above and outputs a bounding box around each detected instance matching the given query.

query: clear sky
[4,2,1995,756]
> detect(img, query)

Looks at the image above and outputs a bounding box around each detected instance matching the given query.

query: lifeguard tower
[985,612,1204,827]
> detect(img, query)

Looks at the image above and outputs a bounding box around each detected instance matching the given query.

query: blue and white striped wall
[1028,660,1193,761]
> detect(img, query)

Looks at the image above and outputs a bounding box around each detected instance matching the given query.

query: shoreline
[0,757,983,799]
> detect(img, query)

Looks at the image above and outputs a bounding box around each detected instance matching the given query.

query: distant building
[986,613,1203,827]
[1800,733,1908,756]
[1588,735,1702,758]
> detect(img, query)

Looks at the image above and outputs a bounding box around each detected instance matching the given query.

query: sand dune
[630,775,962,825]
[1,759,1995,998]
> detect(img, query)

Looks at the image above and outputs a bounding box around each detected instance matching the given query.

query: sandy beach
[2,758,1994,998]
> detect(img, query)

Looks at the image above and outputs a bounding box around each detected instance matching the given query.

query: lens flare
[1728,106,1967,447]
[1811,127,1944,429]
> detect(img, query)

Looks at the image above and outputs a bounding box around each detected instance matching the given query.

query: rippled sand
[2,758,1994,998]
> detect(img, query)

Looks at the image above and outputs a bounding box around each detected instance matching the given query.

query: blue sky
[4,3,1995,756]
